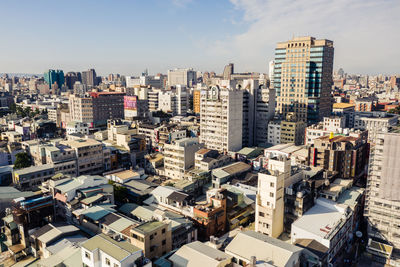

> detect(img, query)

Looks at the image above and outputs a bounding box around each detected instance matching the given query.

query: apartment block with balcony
[163,138,203,180]
[199,85,243,152]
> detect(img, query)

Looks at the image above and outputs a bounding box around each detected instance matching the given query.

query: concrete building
[13,164,55,190]
[364,132,400,262]
[66,121,89,136]
[225,230,305,267]
[158,85,188,116]
[163,138,203,179]
[168,68,196,87]
[354,111,398,144]
[69,94,94,126]
[168,241,232,267]
[81,234,148,267]
[332,103,355,128]
[60,138,104,176]
[268,120,282,145]
[81,69,97,87]
[129,221,172,260]
[309,135,368,180]
[194,148,232,172]
[291,198,352,264]
[274,37,334,124]
[255,155,292,238]
[193,89,201,114]
[280,117,306,146]
[200,85,243,152]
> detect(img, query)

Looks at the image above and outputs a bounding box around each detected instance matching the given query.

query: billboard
[124,96,137,110]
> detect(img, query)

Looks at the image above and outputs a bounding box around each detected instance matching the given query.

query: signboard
[124,96,137,110]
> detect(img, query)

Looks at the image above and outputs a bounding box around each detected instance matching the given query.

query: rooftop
[82,234,141,261]
[332,103,355,109]
[133,221,165,234]
[225,231,303,267]
[169,241,232,267]
[291,198,349,240]
[14,163,54,176]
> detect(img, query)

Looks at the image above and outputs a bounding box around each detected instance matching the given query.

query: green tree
[13,152,32,170]
[24,107,32,118]
[108,180,129,203]
[389,106,400,114]
[9,103,16,113]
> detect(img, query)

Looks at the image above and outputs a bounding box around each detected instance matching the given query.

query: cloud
[206,0,400,74]
[171,0,192,8]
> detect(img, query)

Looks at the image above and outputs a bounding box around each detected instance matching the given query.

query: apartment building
[167,68,196,87]
[194,148,232,172]
[291,198,353,264]
[280,118,306,145]
[163,138,203,179]
[354,111,398,144]
[129,221,172,260]
[255,156,291,238]
[60,139,104,176]
[364,132,400,263]
[13,164,55,190]
[274,37,334,124]
[199,85,243,152]
[158,85,188,116]
[81,234,148,267]
[69,94,94,126]
[66,121,89,136]
[309,134,368,180]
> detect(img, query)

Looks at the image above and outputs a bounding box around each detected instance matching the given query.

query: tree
[24,107,32,118]
[108,180,129,203]
[13,152,32,170]
[388,106,400,115]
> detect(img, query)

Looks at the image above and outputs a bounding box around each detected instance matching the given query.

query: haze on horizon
[1,0,399,76]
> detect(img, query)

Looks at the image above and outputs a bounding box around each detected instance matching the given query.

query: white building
[168,68,196,87]
[81,234,148,267]
[158,85,188,115]
[66,121,89,136]
[354,111,398,143]
[200,85,243,152]
[267,121,281,145]
[163,138,203,179]
[291,198,353,264]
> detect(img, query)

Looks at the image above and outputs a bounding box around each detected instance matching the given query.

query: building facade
[274,37,334,124]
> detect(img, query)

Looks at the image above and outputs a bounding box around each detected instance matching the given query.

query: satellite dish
[356,231,363,238]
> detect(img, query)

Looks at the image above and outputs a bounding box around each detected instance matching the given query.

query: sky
[1,0,399,76]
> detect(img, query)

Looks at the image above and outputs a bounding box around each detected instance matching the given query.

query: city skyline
[1,0,399,76]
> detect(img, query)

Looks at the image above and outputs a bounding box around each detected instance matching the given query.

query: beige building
[60,138,104,175]
[129,221,172,260]
[255,155,291,238]
[199,85,243,152]
[280,117,306,145]
[69,94,94,125]
[274,36,334,124]
[163,138,203,179]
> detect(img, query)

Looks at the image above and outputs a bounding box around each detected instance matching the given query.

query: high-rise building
[44,69,64,89]
[364,132,400,260]
[274,37,334,124]
[168,68,196,87]
[73,81,87,96]
[158,85,188,116]
[81,69,97,87]
[268,60,275,87]
[64,72,81,89]
[199,85,243,152]
[223,63,234,80]
[193,89,201,114]
[69,92,124,127]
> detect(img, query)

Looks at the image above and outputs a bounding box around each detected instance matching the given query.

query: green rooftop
[133,221,165,234]
[82,234,141,261]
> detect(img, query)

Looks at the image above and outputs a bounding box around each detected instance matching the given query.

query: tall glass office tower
[44,69,64,89]
[274,37,334,124]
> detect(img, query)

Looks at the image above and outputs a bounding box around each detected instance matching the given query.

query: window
[270,182,274,187]
[150,234,154,240]
[114,264,119,267]
[85,251,91,260]
[105,258,111,265]
[259,212,265,217]
[270,192,274,197]
[162,228,166,234]
[162,239,166,245]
